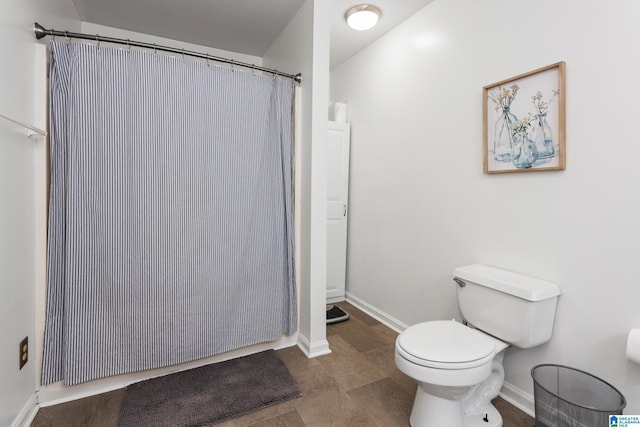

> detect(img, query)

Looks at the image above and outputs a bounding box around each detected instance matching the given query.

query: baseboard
[10,393,38,427]
[326,295,344,304]
[499,381,535,418]
[297,334,331,358]
[345,292,408,333]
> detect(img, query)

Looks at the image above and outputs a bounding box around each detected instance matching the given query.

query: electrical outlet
[19,337,28,369]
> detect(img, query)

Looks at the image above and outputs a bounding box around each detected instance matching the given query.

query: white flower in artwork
[489,84,520,111]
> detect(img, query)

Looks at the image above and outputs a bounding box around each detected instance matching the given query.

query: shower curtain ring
[206,54,210,67]
[153,43,157,55]
[127,39,131,53]
[182,48,185,61]
[95,34,100,49]
[65,31,69,41]
[230,60,235,72]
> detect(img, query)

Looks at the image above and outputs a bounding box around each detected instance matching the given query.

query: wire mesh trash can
[531,364,626,427]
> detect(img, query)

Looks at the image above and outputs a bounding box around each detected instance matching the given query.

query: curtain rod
[33,22,302,84]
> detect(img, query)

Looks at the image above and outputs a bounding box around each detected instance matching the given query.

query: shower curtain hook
[153,43,157,55]
[65,31,69,42]
[230,60,235,72]
[182,48,185,61]
[206,54,210,67]
[95,34,100,49]
[127,39,131,53]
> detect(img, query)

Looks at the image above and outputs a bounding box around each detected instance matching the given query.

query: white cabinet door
[326,121,351,303]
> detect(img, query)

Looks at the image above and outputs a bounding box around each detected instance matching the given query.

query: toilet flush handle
[453,277,466,288]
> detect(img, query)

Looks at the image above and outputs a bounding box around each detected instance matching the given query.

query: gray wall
[331,0,640,414]
[0,2,80,425]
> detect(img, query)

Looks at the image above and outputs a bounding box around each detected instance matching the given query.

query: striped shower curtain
[42,41,297,386]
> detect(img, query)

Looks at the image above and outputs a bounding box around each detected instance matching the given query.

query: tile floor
[31,302,535,426]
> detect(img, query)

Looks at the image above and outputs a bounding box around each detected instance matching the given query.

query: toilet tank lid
[453,264,561,301]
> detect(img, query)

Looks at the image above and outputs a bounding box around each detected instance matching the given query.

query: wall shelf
[0,112,47,138]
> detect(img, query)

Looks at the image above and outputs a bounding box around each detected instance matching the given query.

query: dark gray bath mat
[118,350,301,426]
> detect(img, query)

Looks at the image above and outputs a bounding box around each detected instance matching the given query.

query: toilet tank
[454,264,560,349]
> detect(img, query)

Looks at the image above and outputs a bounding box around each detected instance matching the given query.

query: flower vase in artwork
[511,130,538,168]
[494,108,517,161]
[530,113,554,159]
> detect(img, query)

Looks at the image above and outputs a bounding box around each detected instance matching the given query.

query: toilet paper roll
[626,329,640,364]
[329,102,347,122]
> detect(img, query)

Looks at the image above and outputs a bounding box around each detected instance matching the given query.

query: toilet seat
[396,320,498,370]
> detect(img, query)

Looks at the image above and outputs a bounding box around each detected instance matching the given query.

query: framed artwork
[483,62,566,174]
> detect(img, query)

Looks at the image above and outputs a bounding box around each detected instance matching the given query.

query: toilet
[395,264,560,427]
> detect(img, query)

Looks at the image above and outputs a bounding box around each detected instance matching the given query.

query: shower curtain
[42,41,297,386]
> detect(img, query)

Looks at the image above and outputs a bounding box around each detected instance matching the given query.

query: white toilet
[395,264,560,427]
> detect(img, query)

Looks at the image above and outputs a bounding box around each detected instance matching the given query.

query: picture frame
[483,62,566,174]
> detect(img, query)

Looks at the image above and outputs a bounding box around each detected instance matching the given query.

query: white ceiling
[71,0,435,69]
[330,0,434,68]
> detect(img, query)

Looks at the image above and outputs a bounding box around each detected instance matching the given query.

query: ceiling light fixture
[345,5,381,31]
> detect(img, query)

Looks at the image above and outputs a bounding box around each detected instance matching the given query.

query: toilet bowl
[394,264,561,427]
[395,320,509,427]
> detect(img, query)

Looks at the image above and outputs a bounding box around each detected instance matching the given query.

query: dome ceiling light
[345,5,382,31]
